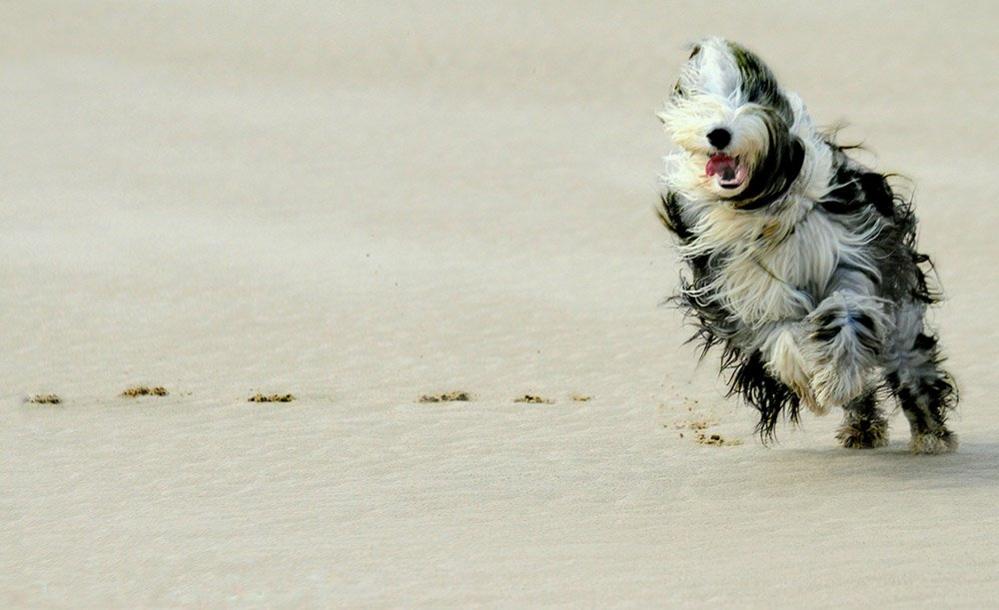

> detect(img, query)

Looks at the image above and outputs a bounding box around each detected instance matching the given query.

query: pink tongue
[706,154,736,177]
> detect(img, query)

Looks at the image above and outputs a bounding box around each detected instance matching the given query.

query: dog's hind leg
[885,305,958,454]
[835,389,888,449]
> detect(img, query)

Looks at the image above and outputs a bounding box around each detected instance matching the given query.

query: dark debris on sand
[419,391,472,403]
[514,394,554,404]
[121,386,169,398]
[27,394,62,405]
[248,393,296,403]
[694,432,742,446]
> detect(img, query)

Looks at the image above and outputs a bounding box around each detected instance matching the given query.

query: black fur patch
[859,173,895,216]
[844,390,879,417]
[727,41,793,123]
[657,192,693,241]
[732,123,804,210]
[812,324,841,342]
[724,348,800,441]
[884,329,958,434]
[913,332,938,350]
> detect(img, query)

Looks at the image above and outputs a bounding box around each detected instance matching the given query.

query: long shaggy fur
[658,38,958,453]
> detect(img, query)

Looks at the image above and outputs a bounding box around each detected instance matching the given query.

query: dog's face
[661,38,804,208]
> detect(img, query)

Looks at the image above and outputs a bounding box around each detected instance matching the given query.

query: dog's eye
[673,81,685,98]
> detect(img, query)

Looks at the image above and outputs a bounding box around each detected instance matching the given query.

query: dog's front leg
[760,322,823,413]
[803,280,889,412]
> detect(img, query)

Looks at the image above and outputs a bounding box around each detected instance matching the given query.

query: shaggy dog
[658,38,958,453]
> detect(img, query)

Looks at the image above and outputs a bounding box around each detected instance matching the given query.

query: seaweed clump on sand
[248,393,296,403]
[27,394,62,405]
[419,391,472,403]
[121,386,169,398]
[514,394,554,404]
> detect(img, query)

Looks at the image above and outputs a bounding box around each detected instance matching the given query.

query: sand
[3,1,999,607]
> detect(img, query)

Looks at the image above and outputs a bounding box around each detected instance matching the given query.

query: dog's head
[660,38,805,208]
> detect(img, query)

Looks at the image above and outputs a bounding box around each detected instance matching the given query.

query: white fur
[765,326,821,413]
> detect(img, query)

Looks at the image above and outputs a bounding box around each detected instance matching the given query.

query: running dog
[658,38,957,453]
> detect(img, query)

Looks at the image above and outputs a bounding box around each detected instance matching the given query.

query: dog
[657,38,958,453]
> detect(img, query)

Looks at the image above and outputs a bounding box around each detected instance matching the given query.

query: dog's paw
[809,362,867,412]
[836,415,889,449]
[809,364,852,411]
[765,326,825,414]
[910,429,958,455]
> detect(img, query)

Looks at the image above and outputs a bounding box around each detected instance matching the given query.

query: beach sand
[3,1,999,607]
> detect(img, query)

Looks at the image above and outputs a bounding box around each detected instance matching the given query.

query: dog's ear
[787,136,806,184]
[729,41,794,124]
[735,133,806,210]
[670,43,702,100]
[673,38,741,100]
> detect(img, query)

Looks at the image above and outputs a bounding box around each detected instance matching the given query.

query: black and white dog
[658,38,958,453]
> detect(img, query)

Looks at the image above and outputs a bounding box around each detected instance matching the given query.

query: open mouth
[706,153,748,189]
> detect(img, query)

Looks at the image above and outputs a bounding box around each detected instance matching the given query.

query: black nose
[707,127,731,149]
